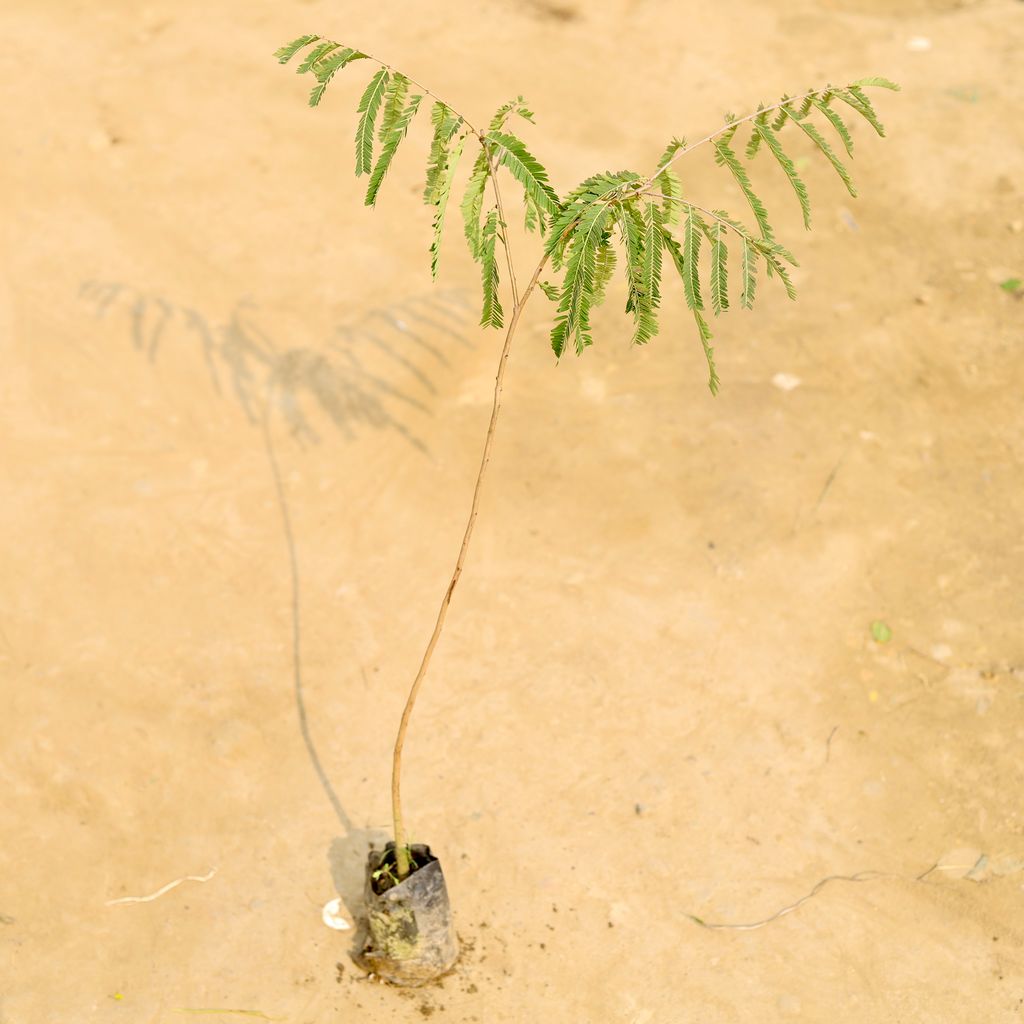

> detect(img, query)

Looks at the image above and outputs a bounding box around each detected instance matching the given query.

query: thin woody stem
[640,191,747,236]
[484,141,521,308]
[358,50,479,134]
[391,251,548,879]
[646,87,823,182]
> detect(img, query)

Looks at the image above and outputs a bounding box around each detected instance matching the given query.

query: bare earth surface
[2,1,1023,1021]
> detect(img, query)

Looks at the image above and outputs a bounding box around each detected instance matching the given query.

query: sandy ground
[2,0,1023,1021]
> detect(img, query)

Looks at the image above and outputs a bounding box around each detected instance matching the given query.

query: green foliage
[310,50,365,107]
[709,219,729,316]
[486,131,560,216]
[550,201,612,356]
[365,92,422,207]
[635,203,663,344]
[682,208,705,312]
[612,199,644,317]
[745,108,769,159]
[693,309,719,396]
[355,68,390,176]
[713,138,773,242]
[740,237,757,310]
[479,210,504,328]
[378,73,411,140]
[274,37,897,392]
[653,138,685,224]
[591,236,617,308]
[489,96,535,131]
[810,96,854,155]
[424,103,463,205]
[836,86,887,136]
[429,136,465,279]
[274,35,320,64]
[548,171,640,269]
[273,36,366,107]
[296,41,339,76]
[852,76,900,91]
[460,152,490,260]
[538,280,561,302]
[752,121,811,229]
[790,113,856,197]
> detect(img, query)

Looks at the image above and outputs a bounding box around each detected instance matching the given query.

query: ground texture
[1,1,1023,1021]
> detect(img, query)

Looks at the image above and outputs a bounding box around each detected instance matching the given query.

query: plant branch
[639,191,747,236]
[639,190,786,263]
[358,49,479,134]
[391,253,549,878]
[646,87,823,182]
[483,141,521,308]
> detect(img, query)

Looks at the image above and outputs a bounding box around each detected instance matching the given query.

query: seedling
[273,32,897,984]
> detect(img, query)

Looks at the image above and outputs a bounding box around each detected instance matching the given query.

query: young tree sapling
[273,33,898,985]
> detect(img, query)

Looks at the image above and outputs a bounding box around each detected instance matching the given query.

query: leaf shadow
[79,279,476,451]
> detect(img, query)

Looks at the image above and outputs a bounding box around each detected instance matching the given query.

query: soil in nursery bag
[354,842,459,986]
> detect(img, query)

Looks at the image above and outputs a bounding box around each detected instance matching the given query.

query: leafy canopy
[274,35,898,393]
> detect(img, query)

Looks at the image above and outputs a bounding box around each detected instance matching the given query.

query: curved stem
[357,50,478,135]
[640,191,747,237]
[484,142,521,308]
[391,254,549,878]
[646,87,823,182]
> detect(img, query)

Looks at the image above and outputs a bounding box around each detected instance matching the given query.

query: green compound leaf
[810,96,854,156]
[488,96,535,131]
[354,68,390,176]
[613,200,645,316]
[429,136,466,279]
[460,151,490,261]
[851,77,901,92]
[791,113,857,198]
[377,73,411,141]
[713,138,773,242]
[479,210,505,329]
[486,130,561,215]
[835,86,886,137]
[365,93,422,206]
[662,228,719,394]
[307,47,365,108]
[710,219,729,316]
[740,236,757,310]
[683,208,705,312]
[551,201,611,356]
[274,35,320,64]
[296,41,339,75]
[753,121,811,229]
[424,103,463,205]
[634,202,663,345]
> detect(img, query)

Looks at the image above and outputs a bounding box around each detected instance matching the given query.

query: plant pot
[354,842,458,986]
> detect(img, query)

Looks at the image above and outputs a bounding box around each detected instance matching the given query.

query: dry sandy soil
[2,0,1023,1021]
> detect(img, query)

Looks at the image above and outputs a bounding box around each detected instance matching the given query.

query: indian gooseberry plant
[274,35,897,892]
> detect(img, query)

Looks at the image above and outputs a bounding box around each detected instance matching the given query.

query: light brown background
[1,0,1022,1021]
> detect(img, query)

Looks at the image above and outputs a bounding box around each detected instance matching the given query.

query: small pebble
[322,898,351,931]
[771,372,801,392]
[907,36,932,52]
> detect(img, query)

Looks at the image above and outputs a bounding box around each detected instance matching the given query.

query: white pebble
[322,897,351,930]
[771,372,801,392]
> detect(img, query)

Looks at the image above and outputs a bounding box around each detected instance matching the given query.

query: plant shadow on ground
[79,280,475,450]
[79,280,474,954]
